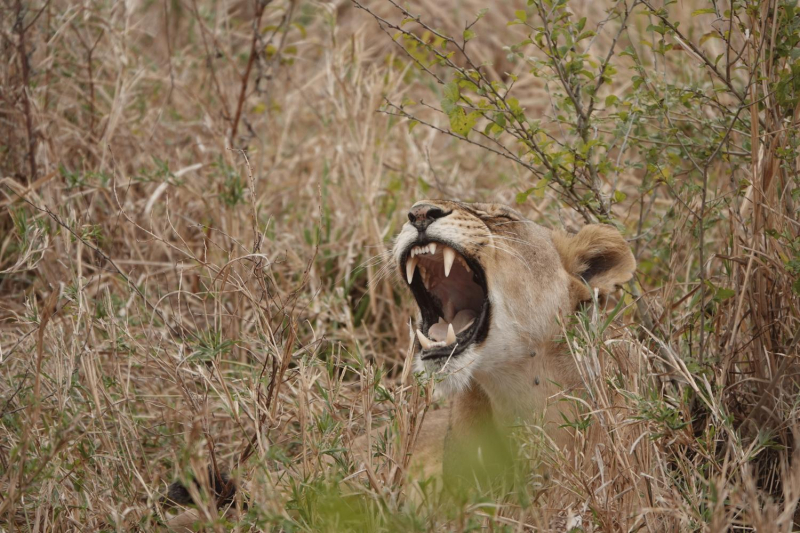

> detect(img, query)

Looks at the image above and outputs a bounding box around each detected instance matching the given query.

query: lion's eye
[473,209,515,222]
[478,213,516,225]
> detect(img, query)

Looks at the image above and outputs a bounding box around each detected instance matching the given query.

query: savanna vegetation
[1,0,799,530]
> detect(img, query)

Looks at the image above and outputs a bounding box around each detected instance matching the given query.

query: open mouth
[402,241,490,361]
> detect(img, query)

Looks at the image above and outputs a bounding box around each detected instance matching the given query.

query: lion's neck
[472,343,579,429]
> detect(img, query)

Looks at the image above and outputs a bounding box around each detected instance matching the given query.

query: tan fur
[392,200,636,482]
[552,225,638,307]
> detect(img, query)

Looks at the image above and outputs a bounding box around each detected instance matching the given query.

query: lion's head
[393,200,636,397]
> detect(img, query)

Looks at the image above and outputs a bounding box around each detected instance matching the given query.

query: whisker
[481,243,535,276]
[368,260,400,289]
[489,235,535,247]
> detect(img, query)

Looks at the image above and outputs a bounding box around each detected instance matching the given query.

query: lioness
[393,200,635,483]
[162,199,635,527]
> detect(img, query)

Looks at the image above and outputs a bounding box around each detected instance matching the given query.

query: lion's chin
[414,349,477,397]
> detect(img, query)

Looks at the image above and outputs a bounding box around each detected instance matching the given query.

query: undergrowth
[1,0,799,530]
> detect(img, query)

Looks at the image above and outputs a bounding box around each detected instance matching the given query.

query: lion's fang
[446,323,456,344]
[443,247,455,277]
[417,329,445,350]
[406,257,418,284]
[416,329,432,349]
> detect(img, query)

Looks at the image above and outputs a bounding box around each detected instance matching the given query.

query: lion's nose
[408,204,446,232]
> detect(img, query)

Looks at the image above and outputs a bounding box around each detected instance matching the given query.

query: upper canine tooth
[446,323,456,345]
[406,257,418,284]
[416,329,433,349]
[443,247,455,277]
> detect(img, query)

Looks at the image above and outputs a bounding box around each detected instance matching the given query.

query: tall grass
[1,0,798,530]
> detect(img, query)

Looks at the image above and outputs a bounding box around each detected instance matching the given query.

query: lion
[392,200,636,484]
[160,199,636,527]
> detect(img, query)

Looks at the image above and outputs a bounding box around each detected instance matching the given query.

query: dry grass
[1,0,799,530]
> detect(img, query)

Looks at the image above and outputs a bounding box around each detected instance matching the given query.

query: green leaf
[506,97,524,119]
[699,31,722,45]
[605,94,618,107]
[292,22,307,38]
[714,287,736,301]
[691,8,717,15]
[476,8,488,20]
[516,179,549,203]
[514,9,527,22]
[646,23,667,35]
[463,29,476,42]
[613,190,627,203]
[458,79,480,92]
[443,81,460,103]
[449,109,480,136]
[408,120,419,132]
[441,97,457,115]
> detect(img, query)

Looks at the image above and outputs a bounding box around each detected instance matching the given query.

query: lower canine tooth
[446,323,456,344]
[443,247,455,277]
[416,329,432,349]
[406,257,418,284]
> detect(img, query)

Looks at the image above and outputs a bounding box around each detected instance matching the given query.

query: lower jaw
[418,355,476,395]
[419,348,469,371]
[419,343,466,362]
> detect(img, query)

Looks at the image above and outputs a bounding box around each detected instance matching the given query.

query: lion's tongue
[428,309,477,341]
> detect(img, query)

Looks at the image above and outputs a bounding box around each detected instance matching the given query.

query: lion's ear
[552,224,636,305]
